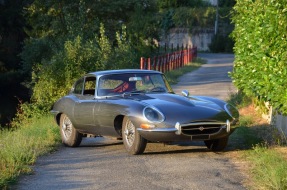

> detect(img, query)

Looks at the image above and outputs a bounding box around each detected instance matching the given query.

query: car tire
[122,116,147,155]
[204,137,228,151]
[60,114,82,147]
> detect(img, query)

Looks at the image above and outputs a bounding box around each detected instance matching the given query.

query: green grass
[0,115,60,188]
[246,145,287,190]
[165,57,206,84]
[229,92,287,190]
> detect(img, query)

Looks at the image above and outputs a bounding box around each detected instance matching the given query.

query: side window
[73,78,84,95]
[83,77,96,95]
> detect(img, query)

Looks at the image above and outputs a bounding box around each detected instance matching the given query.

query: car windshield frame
[96,72,173,97]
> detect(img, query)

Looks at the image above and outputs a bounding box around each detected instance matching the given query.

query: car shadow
[74,132,262,155]
[143,147,210,155]
[77,137,123,148]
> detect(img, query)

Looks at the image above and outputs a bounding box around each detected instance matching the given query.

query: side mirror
[181,90,189,97]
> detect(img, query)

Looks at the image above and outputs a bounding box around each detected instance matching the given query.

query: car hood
[125,93,230,123]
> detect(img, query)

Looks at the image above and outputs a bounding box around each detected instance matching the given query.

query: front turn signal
[140,124,156,129]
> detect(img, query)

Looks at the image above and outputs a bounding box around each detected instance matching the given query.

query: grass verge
[0,115,60,189]
[228,92,287,190]
[165,57,206,84]
[246,145,287,190]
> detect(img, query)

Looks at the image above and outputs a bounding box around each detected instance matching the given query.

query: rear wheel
[60,114,82,147]
[122,117,147,155]
[204,137,228,151]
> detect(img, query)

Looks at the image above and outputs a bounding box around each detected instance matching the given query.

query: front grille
[180,122,225,136]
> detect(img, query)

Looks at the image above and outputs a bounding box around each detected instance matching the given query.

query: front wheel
[204,137,228,151]
[122,117,147,155]
[60,114,82,147]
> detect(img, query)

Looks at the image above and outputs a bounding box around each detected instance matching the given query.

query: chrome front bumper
[137,120,235,142]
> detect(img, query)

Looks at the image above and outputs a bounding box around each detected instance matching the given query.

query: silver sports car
[51,69,239,155]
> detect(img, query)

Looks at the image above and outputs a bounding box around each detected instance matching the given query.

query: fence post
[153,57,157,70]
[189,48,193,62]
[140,57,145,69]
[187,46,190,64]
[161,55,164,72]
[148,58,151,70]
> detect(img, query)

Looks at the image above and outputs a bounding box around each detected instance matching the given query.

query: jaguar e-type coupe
[51,69,239,155]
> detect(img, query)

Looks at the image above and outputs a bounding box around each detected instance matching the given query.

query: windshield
[97,73,173,96]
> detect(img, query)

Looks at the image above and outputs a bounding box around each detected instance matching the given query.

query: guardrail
[140,46,197,73]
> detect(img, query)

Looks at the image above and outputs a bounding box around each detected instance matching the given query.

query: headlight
[224,103,239,119]
[143,106,165,123]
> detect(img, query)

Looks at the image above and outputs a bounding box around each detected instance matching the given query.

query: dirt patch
[239,104,267,125]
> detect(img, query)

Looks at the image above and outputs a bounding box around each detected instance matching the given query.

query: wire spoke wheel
[122,117,147,155]
[62,115,73,140]
[60,114,82,147]
[124,119,136,147]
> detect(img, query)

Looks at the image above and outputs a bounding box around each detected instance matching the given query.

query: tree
[21,0,161,112]
[0,0,30,126]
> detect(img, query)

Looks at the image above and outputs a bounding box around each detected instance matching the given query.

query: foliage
[112,25,138,69]
[19,0,164,113]
[158,1,215,36]
[21,0,159,74]
[228,91,252,109]
[247,145,287,190]
[218,0,236,7]
[0,115,60,189]
[231,0,287,114]
[31,35,103,112]
[172,7,215,29]
[157,0,209,9]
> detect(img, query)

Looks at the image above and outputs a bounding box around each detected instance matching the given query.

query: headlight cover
[224,103,239,119]
[143,106,165,123]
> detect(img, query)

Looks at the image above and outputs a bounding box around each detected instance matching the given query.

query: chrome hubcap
[62,116,72,139]
[124,120,135,147]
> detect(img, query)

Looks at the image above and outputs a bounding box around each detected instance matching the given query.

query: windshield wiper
[122,90,146,97]
[147,87,166,93]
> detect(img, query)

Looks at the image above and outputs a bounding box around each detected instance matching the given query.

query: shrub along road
[15,53,245,190]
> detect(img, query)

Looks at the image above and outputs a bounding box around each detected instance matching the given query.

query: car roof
[86,69,162,77]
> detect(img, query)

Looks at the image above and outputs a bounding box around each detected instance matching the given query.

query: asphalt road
[15,53,245,190]
[172,53,237,100]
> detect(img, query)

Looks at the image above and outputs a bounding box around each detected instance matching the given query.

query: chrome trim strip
[182,126,221,131]
[180,122,226,127]
[137,128,177,132]
[50,110,60,115]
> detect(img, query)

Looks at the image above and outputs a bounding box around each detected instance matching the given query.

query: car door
[73,76,100,134]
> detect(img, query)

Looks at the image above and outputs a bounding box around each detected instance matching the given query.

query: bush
[31,36,102,112]
[231,0,287,114]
